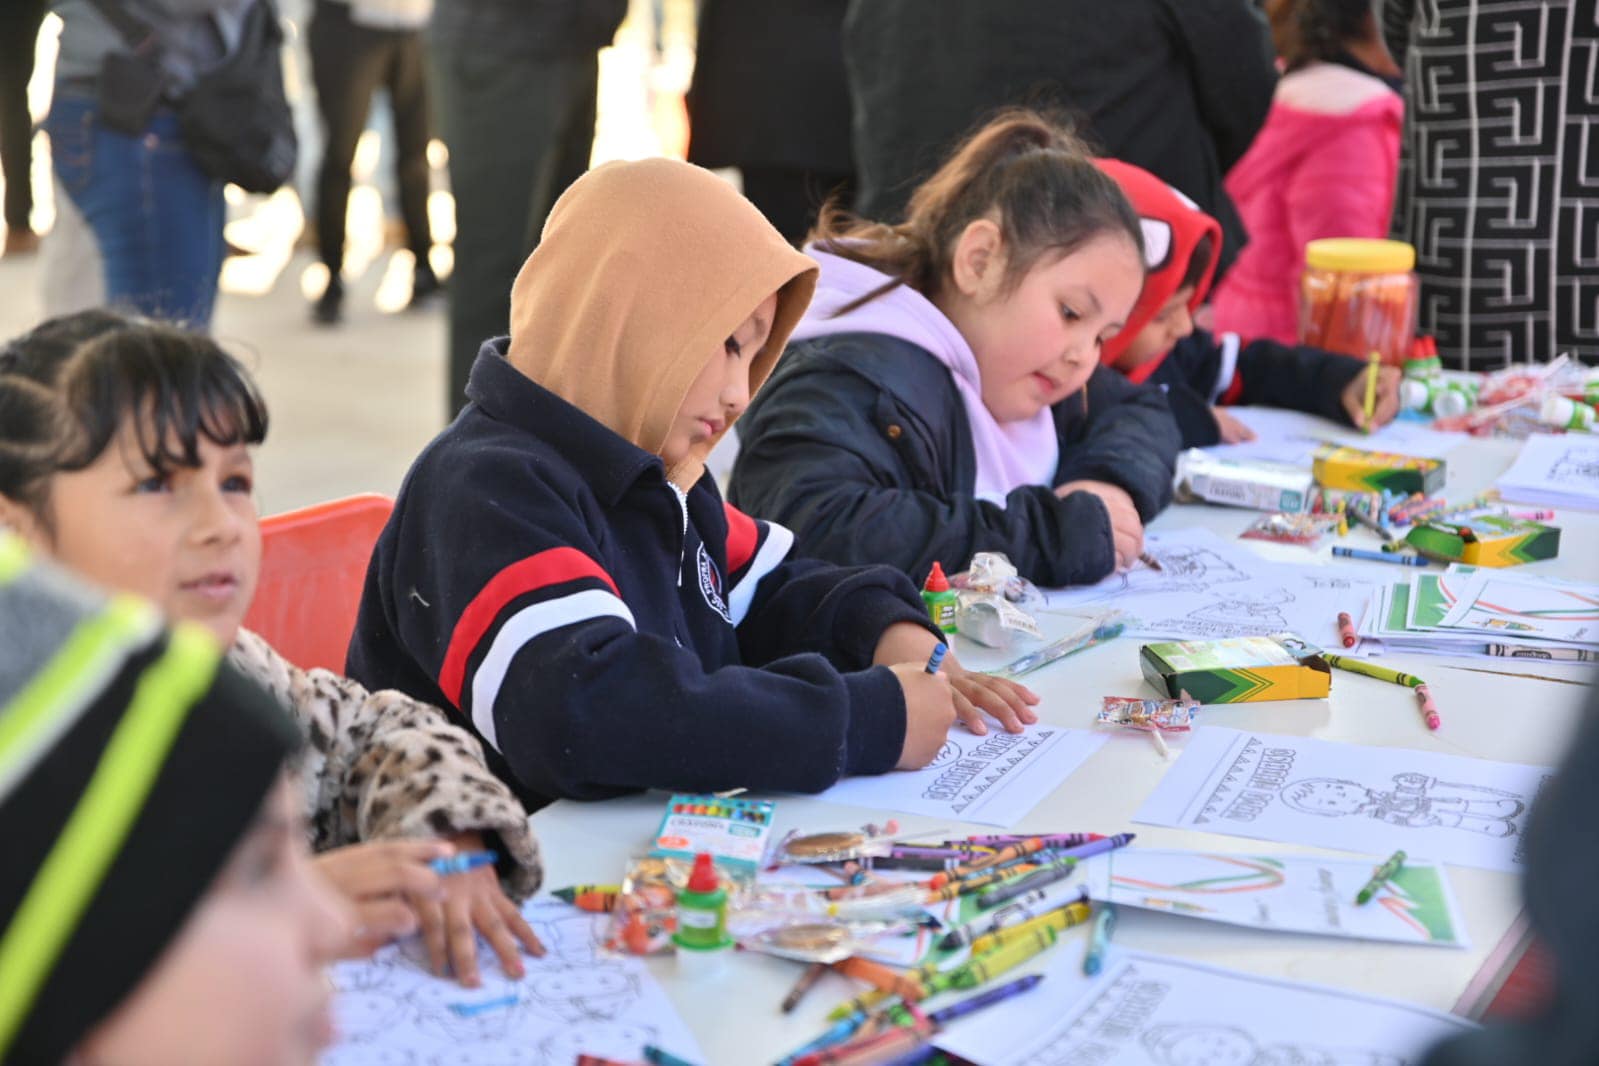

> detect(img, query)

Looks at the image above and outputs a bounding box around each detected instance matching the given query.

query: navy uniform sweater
[346,344,939,809]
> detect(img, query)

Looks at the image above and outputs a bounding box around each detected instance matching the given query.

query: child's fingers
[346,899,418,957]
[417,897,449,978]
[446,899,482,988]
[951,689,989,735]
[472,899,525,980]
[500,899,547,958]
[962,676,1030,732]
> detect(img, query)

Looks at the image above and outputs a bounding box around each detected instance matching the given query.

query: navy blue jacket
[727,334,1182,588]
[1147,328,1370,448]
[346,344,938,809]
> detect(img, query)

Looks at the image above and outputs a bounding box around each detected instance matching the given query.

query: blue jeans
[46,89,225,327]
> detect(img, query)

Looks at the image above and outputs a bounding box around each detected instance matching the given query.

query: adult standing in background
[842,0,1278,278]
[0,0,49,256]
[1381,0,1599,369]
[686,0,853,245]
[307,0,439,325]
[46,0,255,326]
[428,0,626,416]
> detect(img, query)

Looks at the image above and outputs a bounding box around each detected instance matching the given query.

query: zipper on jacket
[668,483,689,587]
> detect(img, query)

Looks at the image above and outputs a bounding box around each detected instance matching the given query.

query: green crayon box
[1313,444,1446,496]
[1140,634,1332,704]
[1405,516,1560,567]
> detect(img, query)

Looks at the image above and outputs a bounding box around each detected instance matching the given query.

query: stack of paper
[1359,566,1599,663]
[1496,434,1599,510]
[1205,406,1464,467]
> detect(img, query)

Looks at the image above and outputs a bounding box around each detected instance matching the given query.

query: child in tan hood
[347,158,1037,805]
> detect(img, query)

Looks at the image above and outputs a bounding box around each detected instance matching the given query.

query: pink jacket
[1211,63,1403,345]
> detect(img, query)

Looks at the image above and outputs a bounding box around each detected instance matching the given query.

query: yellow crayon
[935,927,1057,992]
[969,900,1091,956]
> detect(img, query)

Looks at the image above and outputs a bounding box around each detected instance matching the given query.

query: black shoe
[407,262,444,310]
[313,277,343,325]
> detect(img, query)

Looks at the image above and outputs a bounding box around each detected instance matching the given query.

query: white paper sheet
[321,902,703,1066]
[809,724,1107,827]
[1435,570,1599,646]
[1496,433,1599,510]
[936,947,1476,1066]
[1041,529,1378,651]
[1206,407,1465,467]
[1101,848,1468,947]
[1133,727,1553,872]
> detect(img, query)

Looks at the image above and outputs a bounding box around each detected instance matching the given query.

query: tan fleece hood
[507,158,819,488]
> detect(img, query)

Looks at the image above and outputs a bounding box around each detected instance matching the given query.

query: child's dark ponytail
[811,108,1143,311]
[1284,0,1375,71]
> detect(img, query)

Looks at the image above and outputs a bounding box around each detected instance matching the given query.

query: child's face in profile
[75,778,352,1066]
[951,231,1144,423]
[18,416,262,647]
[662,292,780,468]
[1113,285,1198,372]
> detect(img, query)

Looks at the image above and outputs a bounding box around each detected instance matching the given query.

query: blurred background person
[0,0,49,256]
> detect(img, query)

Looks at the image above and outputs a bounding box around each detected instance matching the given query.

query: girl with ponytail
[728,109,1182,588]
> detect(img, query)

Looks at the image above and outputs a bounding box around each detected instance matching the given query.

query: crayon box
[1140,634,1332,704]
[650,794,777,877]
[1174,450,1316,513]
[1405,516,1561,567]
[1312,444,1446,496]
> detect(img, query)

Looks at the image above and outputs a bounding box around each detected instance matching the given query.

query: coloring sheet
[1435,571,1599,646]
[1133,727,1552,872]
[1041,529,1377,651]
[1496,434,1599,510]
[936,948,1476,1066]
[810,724,1107,827]
[1205,407,1463,467]
[1102,849,1467,947]
[321,902,703,1066]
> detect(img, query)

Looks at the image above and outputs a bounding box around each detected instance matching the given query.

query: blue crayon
[430,849,498,876]
[1331,546,1431,567]
[775,1012,867,1066]
[643,1046,701,1066]
[925,642,948,675]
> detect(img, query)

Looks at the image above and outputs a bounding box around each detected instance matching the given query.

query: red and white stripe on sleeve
[722,503,794,626]
[436,547,633,751]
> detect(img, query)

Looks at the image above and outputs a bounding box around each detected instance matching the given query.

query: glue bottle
[921,562,958,634]
[1539,394,1596,432]
[1400,378,1476,419]
[673,852,731,975]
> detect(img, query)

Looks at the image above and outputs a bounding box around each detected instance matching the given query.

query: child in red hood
[1095,158,1401,448]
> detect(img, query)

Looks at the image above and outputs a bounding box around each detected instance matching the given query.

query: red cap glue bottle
[921,562,958,634]
[673,852,731,976]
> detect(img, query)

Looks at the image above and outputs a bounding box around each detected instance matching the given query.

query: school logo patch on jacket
[697,543,732,623]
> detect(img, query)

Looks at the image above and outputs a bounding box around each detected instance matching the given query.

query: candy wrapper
[952,553,1045,648]
[1098,696,1199,733]
[603,854,747,956]
[1240,512,1337,548]
[737,917,928,964]
[773,821,900,865]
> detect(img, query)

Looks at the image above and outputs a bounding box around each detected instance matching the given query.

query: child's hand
[888,662,956,770]
[1341,365,1402,430]
[872,621,944,668]
[413,832,546,988]
[313,840,452,958]
[1211,407,1258,443]
[943,657,1039,735]
[1055,480,1144,569]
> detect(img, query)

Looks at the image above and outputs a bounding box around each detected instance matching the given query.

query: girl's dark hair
[810,108,1144,313]
[0,311,269,533]
[1284,0,1375,70]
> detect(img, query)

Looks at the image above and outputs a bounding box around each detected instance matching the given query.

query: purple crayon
[967,833,1105,848]
[1053,834,1135,862]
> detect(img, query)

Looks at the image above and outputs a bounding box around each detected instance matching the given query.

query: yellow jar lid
[1304,238,1416,273]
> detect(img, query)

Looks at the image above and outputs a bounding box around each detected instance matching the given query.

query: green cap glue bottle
[921,561,958,634]
[673,852,731,976]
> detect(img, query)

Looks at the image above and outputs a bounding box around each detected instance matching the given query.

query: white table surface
[529,418,1596,1066]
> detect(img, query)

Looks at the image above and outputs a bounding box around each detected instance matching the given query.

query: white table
[530,418,1595,1065]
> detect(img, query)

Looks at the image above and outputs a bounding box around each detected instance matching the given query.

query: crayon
[1345,503,1396,542]
[929,839,1046,888]
[1337,612,1358,648]
[1052,833,1136,862]
[924,642,948,675]
[643,1046,701,1066]
[1362,349,1379,428]
[1415,684,1442,731]
[1356,850,1406,905]
[430,850,497,876]
[779,1011,870,1065]
[552,884,623,912]
[1510,510,1555,521]
[795,1020,934,1066]
[870,855,960,873]
[834,956,925,1002]
[935,927,1057,993]
[1083,904,1118,975]
[448,993,518,1017]
[966,833,1104,848]
[783,962,831,1013]
[1139,551,1164,572]
[969,895,1092,955]
[1321,653,1425,689]
[976,856,1078,909]
[1331,546,1431,566]
[1484,643,1598,662]
[926,974,1043,1025]
[923,864,1035,903]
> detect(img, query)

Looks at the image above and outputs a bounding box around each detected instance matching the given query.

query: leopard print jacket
[227,628,542,899]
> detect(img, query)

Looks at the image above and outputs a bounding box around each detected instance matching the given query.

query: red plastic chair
[241,493,394,673]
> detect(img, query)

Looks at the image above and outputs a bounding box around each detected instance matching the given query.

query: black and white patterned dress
[1382,0,1599,370]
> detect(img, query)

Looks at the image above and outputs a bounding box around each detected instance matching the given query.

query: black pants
[308,0,433,275]
[429,42,599,414]
[740,167,854,246]
[0,0,47,230]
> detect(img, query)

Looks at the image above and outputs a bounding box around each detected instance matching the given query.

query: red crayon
[1337,612,1357,648]
[1415,685,1441,731]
